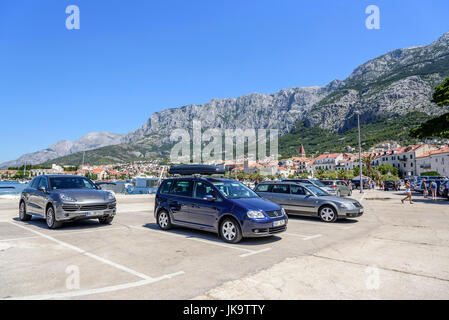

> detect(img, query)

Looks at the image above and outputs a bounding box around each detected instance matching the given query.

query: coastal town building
[416,146,449,176]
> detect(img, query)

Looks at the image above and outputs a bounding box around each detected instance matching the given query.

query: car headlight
[247,210,265,219]
[281,208,286,216]
[106,192,116,201]
[339,202,354,209]
[60,194,76,202]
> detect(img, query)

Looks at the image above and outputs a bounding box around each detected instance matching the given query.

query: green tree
[376,164,399,176]
[421,171,440,176]
[410,78,449,138]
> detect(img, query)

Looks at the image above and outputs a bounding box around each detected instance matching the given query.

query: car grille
[265,210,284,217]
[269,225,287,234]
[80,204,108,211]
[62,204,79,212]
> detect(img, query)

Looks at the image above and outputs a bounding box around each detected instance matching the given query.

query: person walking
[422,178,428,198]
[401,180,413,204]
[430,180,438,200]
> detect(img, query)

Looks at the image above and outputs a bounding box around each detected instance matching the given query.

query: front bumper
[241,217,288,237]
[338,207,364,218]
[55,202,117,221]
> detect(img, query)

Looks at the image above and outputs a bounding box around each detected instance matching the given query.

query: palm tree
[362,154,376,179]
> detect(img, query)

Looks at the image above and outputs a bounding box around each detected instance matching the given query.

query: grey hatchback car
[255,181,363,222]
[19,175,117,228]
[319,180,352,197]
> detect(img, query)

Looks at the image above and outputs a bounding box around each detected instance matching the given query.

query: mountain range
[2,31,449,168]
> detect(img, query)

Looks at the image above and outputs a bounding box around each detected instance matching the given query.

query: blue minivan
[154,176,287,243]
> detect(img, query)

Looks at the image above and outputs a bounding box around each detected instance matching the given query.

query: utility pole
[356,111,363,193]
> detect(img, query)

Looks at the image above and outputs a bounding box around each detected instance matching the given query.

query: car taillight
[331,185,337,188]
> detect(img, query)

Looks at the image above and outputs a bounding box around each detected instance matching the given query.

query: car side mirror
[38,186,47,193]
[203,194,216,201]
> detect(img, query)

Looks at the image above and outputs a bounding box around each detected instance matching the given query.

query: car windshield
[306,185,329,196]
[212,180,258,199]
[310,180,326,187]
[49,177,97,190]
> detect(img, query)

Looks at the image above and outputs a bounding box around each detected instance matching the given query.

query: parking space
[3,190,442,300]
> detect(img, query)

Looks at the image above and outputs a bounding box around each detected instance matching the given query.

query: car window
[49,177,97,190]
[171,180,194,197]
[320,181,332,186]
[194,181,222,201]
[255,184,271,192]
[212,180,258,199]
[337,181,346,186]
[271,184,290,194]
[291,185,306,195]
[37,177,48,190]
[160,180,173,194]
[30,177,40,189]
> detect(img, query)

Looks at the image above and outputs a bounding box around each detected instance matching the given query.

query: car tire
[157,210,172,230]
[46,206,61,229]
[19,201,32,221]
[219,217,243,244]
[319,205,338,223]
[99,216,114,224]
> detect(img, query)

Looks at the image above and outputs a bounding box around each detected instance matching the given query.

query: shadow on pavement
[11,216,116,231]
[141,222,282,246]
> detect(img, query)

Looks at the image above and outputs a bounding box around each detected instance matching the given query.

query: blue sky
[1,0,449,163]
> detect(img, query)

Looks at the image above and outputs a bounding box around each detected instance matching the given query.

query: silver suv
[19,175,116,229]
[254,181,363,222]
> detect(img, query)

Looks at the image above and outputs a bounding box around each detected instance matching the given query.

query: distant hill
[0,132,123,169]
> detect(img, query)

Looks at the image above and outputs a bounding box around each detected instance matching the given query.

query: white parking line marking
[128,225,271,258]
[5,271,185,300]
[239,248,272,258]
[284,232,322,240]
[8,221,152,280]
[0,235,41,242]
[287,219,354,230]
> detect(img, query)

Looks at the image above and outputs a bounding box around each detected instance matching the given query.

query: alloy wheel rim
[159,212,168,228]
[321,208,334,221]
[222,221,236,240]
[46,209,53,226]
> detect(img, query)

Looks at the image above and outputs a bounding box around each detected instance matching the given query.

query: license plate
[273,220,285,227]
[86,211,101,217]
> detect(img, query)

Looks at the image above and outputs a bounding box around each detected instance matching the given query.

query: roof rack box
[169,164,225,176]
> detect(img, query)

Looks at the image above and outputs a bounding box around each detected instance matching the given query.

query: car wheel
[19,201,32,221]
[98,216,114,224]
[219,217,242,243]
[46,206,61,229]
[157,210,172,230]
[319,205,338,223]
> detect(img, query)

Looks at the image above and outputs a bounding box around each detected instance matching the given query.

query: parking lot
[1,190,448,300]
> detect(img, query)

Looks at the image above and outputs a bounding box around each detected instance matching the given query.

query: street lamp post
[356,111,363,193]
